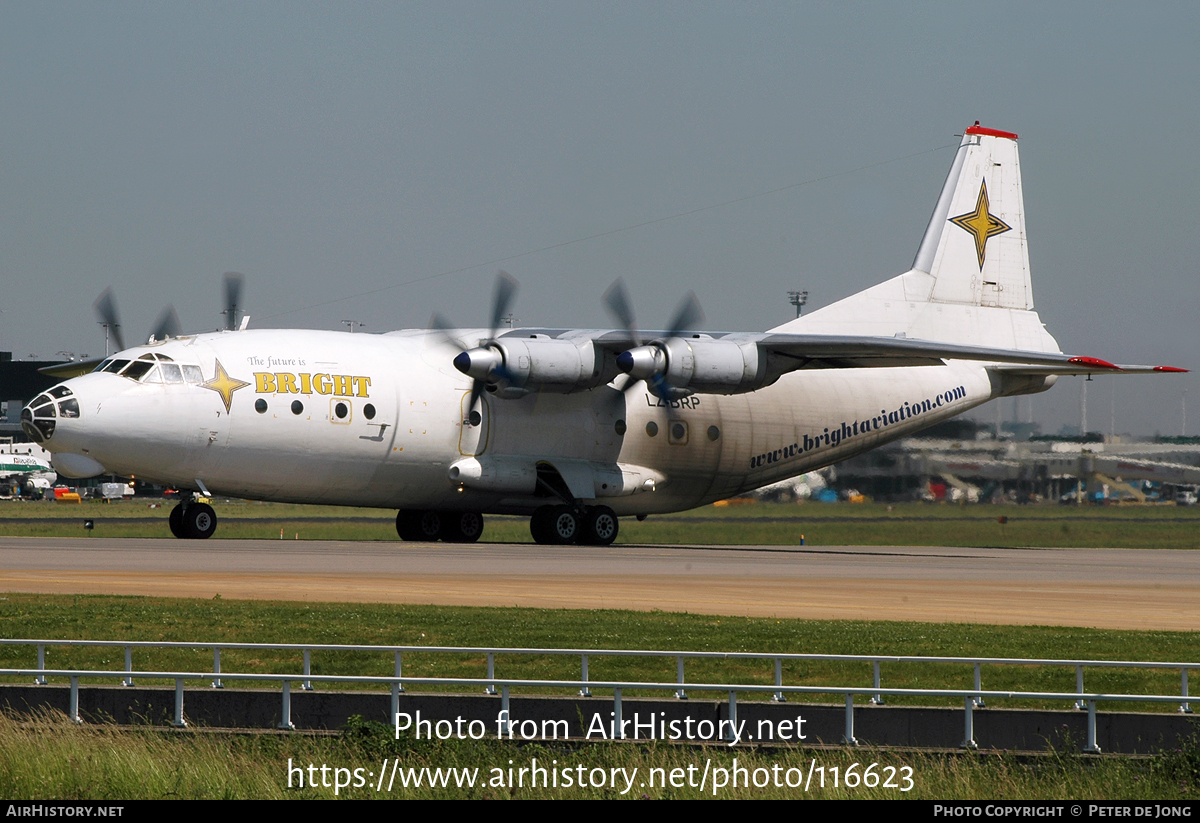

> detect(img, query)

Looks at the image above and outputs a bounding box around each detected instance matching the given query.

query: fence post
[69,676,81,723]
[870,660,884,705]
[280,680,295,730]
[212,648,223,689]
[579,654,591,697]
[1181,668,1192,714]
[614,688,623,739]
[973,662,986,708]
[961,695,977,748]
[35,644,46,685]
[394,652,404,694]
[675,656,687,700]
[1084,700,1101,753]
[173,678,187,728]
[772,658,785,702]
[1074,665,1086,710]
[499,686,511,737]
[485,653,497,695]
[302,649,313,691]
[123,646,133,687]
[727,691,739,742]
[843,694,857,745]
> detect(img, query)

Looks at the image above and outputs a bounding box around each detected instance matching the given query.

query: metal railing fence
[1,638,1196,754]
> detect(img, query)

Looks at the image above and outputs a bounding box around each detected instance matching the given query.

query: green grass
[0,710,1196,799]
[5,498,1200,547]
[1,594,1197,712]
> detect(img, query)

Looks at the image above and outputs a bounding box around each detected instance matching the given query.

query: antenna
[342,320,365,334]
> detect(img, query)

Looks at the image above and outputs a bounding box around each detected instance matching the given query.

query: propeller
[603,279,704,404]
[92,272,246,355]
[434,271,520,423]
[93,288,126,355]
[222,272,245,330]
[149,305,182,342]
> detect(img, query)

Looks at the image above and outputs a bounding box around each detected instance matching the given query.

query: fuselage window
[334,402,348,419]
[291,400,304,415]
[161,364,184,384]
[363,403,376,420]
[121,361,154,381]
[182,365,203,383]
[255,399,267,414]
[102,359,130,374]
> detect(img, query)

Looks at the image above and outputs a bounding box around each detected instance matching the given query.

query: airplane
[22,123,1186,543]
[0,440,56,496]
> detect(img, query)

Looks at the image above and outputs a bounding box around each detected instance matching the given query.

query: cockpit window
[154,353,174,362]
[49,386,73,398]
[93,359,113,373]
[142,366,162,383]
[121,361,154,381]
[138,353,156,361]
[102,359,130,374]
[161,363,184,384]
[182,365,202,383]
[58,399,80,418]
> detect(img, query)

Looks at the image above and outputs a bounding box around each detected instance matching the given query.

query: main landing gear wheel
[530,505,579,545]
[396,510,443,541]
[168,504,185,538]
[396,510,483,542]
[579,505,619,546]
[181,502,217,540]
[442,511,484,543]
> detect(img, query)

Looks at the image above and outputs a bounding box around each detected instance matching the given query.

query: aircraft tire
[395,511,421,540]
[579,506,619,546]
[545,505,579,544]
[396,510,444,541]
[168,504,185,539]
[443,511,484,543]
[182,503,217,540]
[529,506,557,544]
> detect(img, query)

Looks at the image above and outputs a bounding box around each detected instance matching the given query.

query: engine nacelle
[618,336,770,395]
[458,336,618,395]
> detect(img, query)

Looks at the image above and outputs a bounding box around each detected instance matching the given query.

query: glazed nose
[21,386,81,444]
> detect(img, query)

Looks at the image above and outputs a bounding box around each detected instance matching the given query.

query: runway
[1,536,1197,630]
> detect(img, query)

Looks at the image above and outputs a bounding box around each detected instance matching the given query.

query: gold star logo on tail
[201,360,250,412]
[949,180,1012,269]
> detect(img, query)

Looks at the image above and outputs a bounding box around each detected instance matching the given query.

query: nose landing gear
[168,500,218,539]
[530,504,618,545]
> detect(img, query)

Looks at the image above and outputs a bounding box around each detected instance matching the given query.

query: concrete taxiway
[0,536,1196,630]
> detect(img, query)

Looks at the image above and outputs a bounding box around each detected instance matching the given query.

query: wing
[446,327,1187,398]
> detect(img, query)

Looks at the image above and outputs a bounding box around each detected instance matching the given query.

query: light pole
[787,290,808,318]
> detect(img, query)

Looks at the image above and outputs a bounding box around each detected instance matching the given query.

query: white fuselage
[40,327,994,514]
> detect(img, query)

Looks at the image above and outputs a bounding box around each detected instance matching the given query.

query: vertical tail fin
[775,123,1058,353]
[913,124,1032,310]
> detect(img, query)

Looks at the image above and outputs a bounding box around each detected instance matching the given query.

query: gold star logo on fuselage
[948,180,1012,269]
[201,360,250,413]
